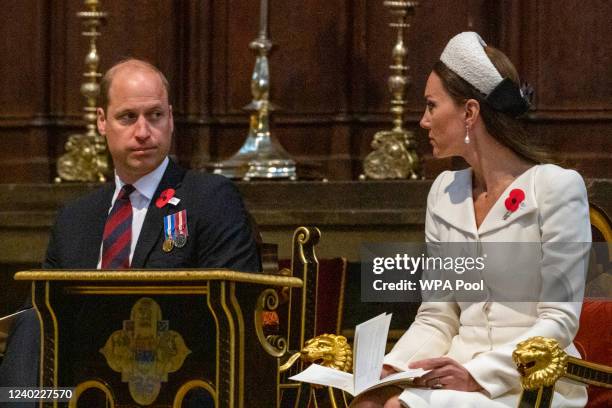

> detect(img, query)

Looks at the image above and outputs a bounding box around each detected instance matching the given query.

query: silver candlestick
[210,0,296,180]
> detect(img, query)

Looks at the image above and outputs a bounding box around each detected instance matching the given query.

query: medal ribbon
[174,210,188,237]
[163,214,175,241]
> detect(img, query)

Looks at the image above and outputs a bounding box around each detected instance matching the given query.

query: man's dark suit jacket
[45,159,260,271]
[0,159,261,398]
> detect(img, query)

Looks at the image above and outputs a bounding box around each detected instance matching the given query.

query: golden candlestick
[56,0,109,183]
[361,1,422,180]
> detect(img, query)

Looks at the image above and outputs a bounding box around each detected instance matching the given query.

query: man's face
[97,67,173,183]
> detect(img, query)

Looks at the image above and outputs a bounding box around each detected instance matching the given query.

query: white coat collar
[431,166,539,238]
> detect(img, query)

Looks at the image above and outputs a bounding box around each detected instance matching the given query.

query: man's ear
[97,107,107,135]
[168,105,174,134]
[464,99,480,128]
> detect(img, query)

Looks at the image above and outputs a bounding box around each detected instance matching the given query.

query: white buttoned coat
[383,164,591,407]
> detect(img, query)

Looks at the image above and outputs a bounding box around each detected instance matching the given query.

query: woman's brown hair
[433,46,549,164]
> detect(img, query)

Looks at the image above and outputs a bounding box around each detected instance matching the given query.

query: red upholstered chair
[574,300,612,407]
[575,205,612,407]
[260,257,347,339]
[279,258,347,336]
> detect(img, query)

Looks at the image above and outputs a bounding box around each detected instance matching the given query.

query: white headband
[440,32,502,95]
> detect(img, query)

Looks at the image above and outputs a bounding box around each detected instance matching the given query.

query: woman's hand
[380,364,398,379]
[409,357,483,392]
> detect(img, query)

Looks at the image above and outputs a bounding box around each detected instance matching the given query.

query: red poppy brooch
[155,188,176,208]
[503,188,525,220]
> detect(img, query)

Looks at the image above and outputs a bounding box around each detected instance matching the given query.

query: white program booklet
[289,313,427,396]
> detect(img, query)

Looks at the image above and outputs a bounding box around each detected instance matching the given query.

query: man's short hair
[99,58,171,111]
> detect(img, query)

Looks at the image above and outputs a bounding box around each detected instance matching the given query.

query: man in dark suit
[44,156,259,271]
[0,59,260,399]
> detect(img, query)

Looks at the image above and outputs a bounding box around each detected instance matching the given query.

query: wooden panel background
[0,0,610,183]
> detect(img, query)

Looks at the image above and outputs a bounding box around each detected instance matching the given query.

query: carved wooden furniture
[14,269,302,408]
[276,227,352,408]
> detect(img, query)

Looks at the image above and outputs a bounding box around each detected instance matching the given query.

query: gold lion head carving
[300,334,353,372]
[512,336,568,390]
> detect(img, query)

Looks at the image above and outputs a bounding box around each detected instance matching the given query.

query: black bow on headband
[486,78,534,117]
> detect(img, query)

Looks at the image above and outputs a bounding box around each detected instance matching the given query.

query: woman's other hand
[409,357,483,392]
[380,364,398,379]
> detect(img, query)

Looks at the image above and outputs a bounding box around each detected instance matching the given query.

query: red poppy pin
[156,188,176,208]
[503,188,525,220]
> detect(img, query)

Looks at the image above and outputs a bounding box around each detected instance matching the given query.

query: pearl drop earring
[464,126,470,144]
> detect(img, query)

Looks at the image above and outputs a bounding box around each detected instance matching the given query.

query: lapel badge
[156,188,176,208]
[503,188,525,220]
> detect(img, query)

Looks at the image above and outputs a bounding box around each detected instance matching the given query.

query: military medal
[163,213,175,252]
[162,239,174,252]
[174,210,188,248]
[163,210,189,251]
[174,233,187,248]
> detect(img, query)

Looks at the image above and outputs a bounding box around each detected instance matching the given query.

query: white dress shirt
[97,157,169,268]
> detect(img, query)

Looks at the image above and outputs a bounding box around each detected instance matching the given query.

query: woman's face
[420,72,466,158]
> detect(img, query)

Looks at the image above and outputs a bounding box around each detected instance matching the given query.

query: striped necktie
[101,184,135,269]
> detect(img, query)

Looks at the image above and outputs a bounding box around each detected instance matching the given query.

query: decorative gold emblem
[100,297,191,405]
[280,334,353,373]
[512,336,568,390]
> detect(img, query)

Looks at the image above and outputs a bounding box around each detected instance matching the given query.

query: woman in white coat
[352,32,590,408]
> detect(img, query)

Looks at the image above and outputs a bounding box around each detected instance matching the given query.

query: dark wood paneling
[0,1,49,118]
[524,120,612,179]
[175,0,213,117]
[362,0,471,112]
[0,1,52,182]
[0,129,51,182]
[223,0,350,114]
[60,0,179,116]
[536,0,612,111]
[0,0,610,183]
